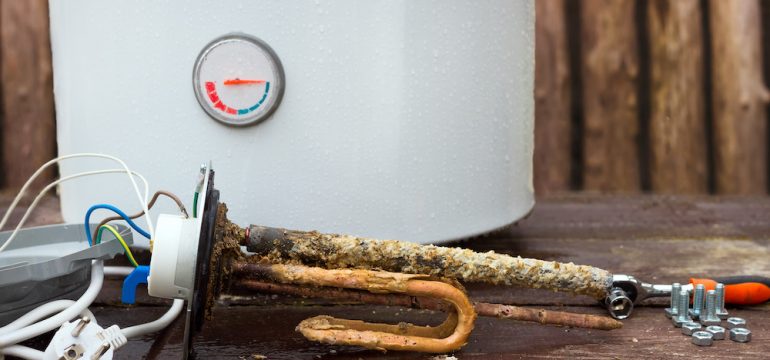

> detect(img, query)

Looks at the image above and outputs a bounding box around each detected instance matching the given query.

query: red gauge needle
[223,78,266,85]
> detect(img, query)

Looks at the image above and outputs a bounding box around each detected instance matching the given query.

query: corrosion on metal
[234,279,623,330]
[230,261,476,353]
[243,225,612,299]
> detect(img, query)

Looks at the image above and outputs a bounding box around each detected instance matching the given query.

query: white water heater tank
[49,0,534,245]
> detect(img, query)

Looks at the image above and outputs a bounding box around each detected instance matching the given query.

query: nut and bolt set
[666,282,752,346]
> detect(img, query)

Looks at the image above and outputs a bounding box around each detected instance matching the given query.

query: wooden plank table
[5,195,769,359]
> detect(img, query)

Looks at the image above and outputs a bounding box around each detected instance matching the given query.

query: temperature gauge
[193,33,285,127]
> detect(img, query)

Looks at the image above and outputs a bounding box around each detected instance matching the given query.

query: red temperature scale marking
[204,79,271,116]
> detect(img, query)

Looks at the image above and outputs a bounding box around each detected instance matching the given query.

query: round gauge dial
[193,33,285,127]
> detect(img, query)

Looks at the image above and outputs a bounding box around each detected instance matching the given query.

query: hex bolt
[665,283,681,319]
[688,284,705,320]
[726,317,747,329]
[729,328,752,343]
[715,283,729,319]
[70,316,90,337]
[691,331,714,346]
[672,289,693,327]
[681,322,702,336]
[700,290,721,326]
[705,325,726,340]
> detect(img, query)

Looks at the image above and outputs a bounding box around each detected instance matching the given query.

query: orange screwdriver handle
[690,276,770,305]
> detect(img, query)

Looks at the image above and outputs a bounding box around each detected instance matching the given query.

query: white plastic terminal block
[43,317,125,360]
[147,214,200,300]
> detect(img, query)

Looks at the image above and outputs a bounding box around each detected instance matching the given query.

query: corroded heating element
[230,262,476,353]
[242,225,612,299]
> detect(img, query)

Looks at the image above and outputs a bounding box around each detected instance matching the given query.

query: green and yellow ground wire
[95,224,139,267]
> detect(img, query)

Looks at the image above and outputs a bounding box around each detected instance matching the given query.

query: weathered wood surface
[709,0,769,194]
[647,0,708,194]
[0,0,56,190]
[534,0,572,196]
[709,0,770,194]
[580,0,641,192]
[5,195,769,359]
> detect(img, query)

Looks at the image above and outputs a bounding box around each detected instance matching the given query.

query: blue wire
[84,204,151,246]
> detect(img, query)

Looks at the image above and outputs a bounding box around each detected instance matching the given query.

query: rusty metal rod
[242,225,612,299]
[233,279,622,330]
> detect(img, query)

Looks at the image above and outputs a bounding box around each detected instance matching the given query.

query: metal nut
[729,328,752,343]
[681,322,702,336]
[705,325,726,340]
[726,317,747,329]
[691,331,713,346]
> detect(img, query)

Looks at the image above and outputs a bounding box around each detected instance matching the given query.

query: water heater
[49,0,534,245]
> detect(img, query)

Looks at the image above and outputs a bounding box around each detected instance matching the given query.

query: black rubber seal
[188,170,219,357]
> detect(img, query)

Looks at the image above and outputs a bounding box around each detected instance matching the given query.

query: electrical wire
[0,300,94,336]
[121,299,184,339]
[104,266,135,277]
[84,204,151,246]
[192,192,199,218]
[0,260,104,347]
[96,224,138,266]
[0,169,149,253]
[92,190,188,243]
[0,153,153,239]
[0,345,43,360]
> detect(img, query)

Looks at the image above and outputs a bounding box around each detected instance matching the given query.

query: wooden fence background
[1,0,770,196]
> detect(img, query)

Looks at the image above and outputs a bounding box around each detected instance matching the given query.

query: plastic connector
[43,317,126,360]
[147,214,200,300]
[121,265,149,304]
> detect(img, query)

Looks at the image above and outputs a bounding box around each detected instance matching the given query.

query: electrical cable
[0,345,44,360]
[0,169,149,253]
[0,300,94,336]
[0,153,153,240]
[192,192,199,218]
[0,260,104,347]
[104,266,135,277]
[84,204,151,246]
[96,225,138,266]
[92,190,188,244]
[121,299,184,339]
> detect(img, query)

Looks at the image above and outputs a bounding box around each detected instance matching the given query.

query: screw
[681,322,702,336]
[726,317,747,329]
[715,283,729,319]
[688,284,705,320]
[672,289,693,327]
[729,328,752,343]
[691,331,713,346]
[705,325,726,340]
[700,290,721,326]
[199,163,207,173]
[70,316,90,337]
[665,283,681,318]
[90,342,110,360]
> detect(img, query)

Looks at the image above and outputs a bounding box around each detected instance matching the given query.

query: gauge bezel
[192,33,286,127]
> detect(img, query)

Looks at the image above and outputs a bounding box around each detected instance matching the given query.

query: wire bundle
[0,153,187,359]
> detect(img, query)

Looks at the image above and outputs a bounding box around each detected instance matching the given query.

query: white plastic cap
[147,214,200,300]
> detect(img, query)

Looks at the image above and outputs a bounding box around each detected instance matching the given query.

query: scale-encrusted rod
[243,225,612,299]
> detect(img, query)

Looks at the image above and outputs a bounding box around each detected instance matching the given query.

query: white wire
[0,153,154,243]
[1,345,44,360]
[121,299,184,339]
[0,261,104,347]
[0,169,149,253]
[0,300,94,336]
[104,266,135,277]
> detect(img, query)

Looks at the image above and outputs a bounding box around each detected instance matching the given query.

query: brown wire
[91,190,188,241]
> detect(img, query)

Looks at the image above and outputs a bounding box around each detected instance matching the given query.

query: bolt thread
[705,290,717,320]
[671,283,681,311]
[677,289,690,321]
[693,284,705,315]
[715,283,726,312]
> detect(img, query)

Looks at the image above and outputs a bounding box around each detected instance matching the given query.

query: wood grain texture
[0,0,56,190]
[534,0,572,196]
[580,0,641,192]
[647,0,708,193]
[709,0,770,194]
